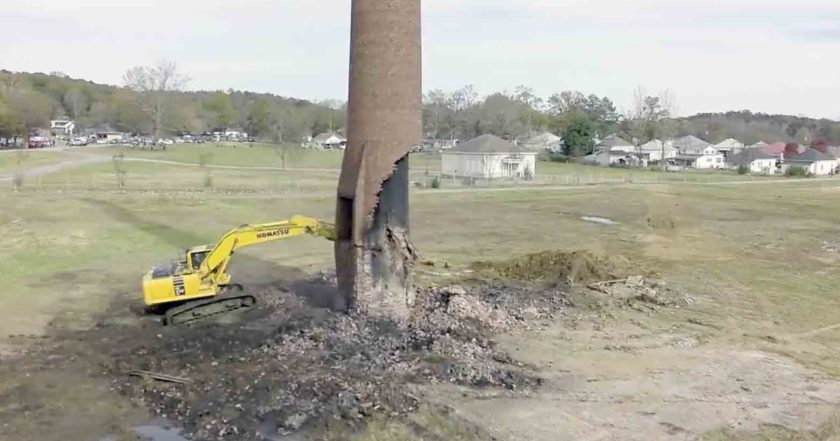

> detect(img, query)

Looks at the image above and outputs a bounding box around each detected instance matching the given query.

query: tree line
[0,62,344,144]
[2,63,839,154]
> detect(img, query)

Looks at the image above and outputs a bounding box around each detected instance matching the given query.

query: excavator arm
[198,215,336,285]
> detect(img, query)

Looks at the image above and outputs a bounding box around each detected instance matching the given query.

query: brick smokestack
[334,0,422,322]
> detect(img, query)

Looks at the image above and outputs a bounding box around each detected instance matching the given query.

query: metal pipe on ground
[334,0,422,323]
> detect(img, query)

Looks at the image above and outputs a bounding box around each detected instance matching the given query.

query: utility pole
[335,0,422,323]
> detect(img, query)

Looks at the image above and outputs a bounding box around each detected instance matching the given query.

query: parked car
[70,137,88,147]
[29,136,48,148]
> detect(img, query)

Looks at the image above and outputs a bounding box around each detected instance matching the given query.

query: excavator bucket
[335,0,421,323]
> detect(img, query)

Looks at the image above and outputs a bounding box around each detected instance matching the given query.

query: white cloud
[2,0,840,117]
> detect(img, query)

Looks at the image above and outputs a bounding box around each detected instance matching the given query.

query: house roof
[449,134,520,153]
[714,138,743,150]
[597,134,633,148]
[313,132,345,142]
[760,142,787,155]
[673,135,710,150]
[525,132,561,145]
[729,149,777,165]
[785,149,837,163]
[639,139,676,152]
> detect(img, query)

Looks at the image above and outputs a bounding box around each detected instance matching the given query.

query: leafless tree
[123,61,189,140]
[63,89,87,119]
[628,87,677,169]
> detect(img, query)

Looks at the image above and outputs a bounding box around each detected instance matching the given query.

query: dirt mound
[472,250,632,286]
[54,279,568,441]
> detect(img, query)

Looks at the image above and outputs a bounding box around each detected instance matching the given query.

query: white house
[783,149,838,176]
[522,132,562,153]
[596,134,635,153]
[311,132,347,150]
[714,138,744,155]
[728,149,777,174]
[639,139,677,162]
[50,120,75,136]
[673,135,712,155]
[441,134,537,179]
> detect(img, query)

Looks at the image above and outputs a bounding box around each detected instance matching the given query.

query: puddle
[582,216,620,225]
[99,424,188,441]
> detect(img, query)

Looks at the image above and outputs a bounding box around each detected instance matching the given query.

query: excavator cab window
[189,251,210,271]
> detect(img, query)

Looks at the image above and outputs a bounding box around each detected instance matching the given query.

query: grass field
[0,149,70,173]
[3,145,840,440]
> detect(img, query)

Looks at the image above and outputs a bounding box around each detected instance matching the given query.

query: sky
[2,0,840,118]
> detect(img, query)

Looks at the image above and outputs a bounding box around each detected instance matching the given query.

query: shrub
[12,173,23,191]
[112,153,127,188]
[430,175,441,189]
[523,165,534,181]
[737,165,749,175]
[785,165,808,177]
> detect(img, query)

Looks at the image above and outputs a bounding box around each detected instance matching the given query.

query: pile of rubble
[94,282,568,440]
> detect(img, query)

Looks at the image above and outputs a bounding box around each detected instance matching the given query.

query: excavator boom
[142,215,336,325]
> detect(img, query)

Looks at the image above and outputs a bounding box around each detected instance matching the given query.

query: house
[441,134,538,179]
[522,132,562,153]
[311,132,347,150]
[759,142,804,160]
[673,135,712,155]
[714,138,744,156]
[596,135,635,153]
[783,149,838,176]
[728,149,778,174]
[749,141,769,149]
[639,139,677,162]
[422,138,459,151]
[95,131,124,143]
[50,120,75,136]
[586,149,649,168]
[671,135,722,168]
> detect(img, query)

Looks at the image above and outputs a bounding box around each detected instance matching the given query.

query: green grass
[110,142,343,169]
[3,151,840,377]
[0,150,70,173]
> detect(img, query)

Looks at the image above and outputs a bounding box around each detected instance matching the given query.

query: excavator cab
[186,245,213,272]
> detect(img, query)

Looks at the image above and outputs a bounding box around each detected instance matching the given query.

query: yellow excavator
[142,215,336,325]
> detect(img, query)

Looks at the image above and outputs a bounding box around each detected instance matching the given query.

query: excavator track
[163,285,256,326]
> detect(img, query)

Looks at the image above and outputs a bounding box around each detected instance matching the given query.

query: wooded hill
[1,68,837,148]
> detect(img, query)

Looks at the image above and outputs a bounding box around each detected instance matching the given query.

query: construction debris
[76,278,567,440]
[128,370,192,385]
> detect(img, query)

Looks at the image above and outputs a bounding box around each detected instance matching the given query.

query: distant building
[522,132,562,153]
[728,149,778,174]
[714,138,744,156]
[595,135,634,153]
[441,134,537,179]
[50,120,75,136]
[422,138,459,151]
[639,139,677,163]
[586,149,649,168]
[783,149,838,176]
[311,132,347,150]
[748,141,769,149]
[673,135,712,155]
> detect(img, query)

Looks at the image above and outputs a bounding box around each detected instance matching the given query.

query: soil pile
[472,250,633,286]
